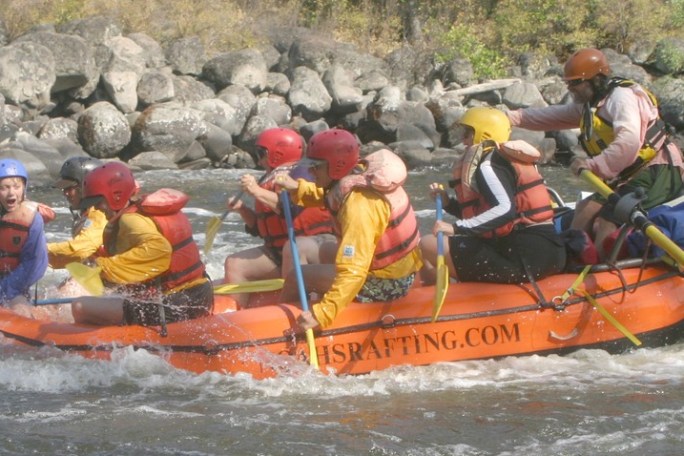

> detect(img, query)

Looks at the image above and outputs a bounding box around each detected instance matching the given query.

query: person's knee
[71,300,85,322]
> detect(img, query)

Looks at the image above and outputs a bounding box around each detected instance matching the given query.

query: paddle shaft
[436,195,444,259]
[280,190,319,369]
[580,170,684,265]
[34,297,75,305]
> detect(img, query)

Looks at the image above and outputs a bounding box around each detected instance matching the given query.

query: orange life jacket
[326,149,420,270]
[451,140,554,238]
[0,201,38,274]
[103,189,205,292]
[255,164,334,249]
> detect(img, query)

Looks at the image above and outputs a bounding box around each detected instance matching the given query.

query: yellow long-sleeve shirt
[47,208,108,269]
[95,212,172,285]
[293,181,422,327]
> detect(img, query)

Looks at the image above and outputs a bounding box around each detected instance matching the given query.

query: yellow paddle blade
[204,214,224,255]
[431,256,449,322]
[305,328,319,369]
[213,278,285,295]
[65,262,104,296]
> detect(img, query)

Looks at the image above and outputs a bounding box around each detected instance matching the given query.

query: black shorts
[122,280,214,326]
[260,245,283,267]
[449,224,566,283]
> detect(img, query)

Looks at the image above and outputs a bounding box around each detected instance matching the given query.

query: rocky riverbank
[1,15,683,185]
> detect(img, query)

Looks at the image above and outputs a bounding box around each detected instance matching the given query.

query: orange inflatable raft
[1,260,683,379]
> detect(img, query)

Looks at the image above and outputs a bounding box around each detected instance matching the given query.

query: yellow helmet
[458,107,511,144]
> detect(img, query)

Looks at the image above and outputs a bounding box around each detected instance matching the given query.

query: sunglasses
[62,184,79,192]
[566,78,586,88]
[255,147,268,160]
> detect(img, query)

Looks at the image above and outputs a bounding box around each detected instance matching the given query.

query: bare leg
[279,263,336,304]
[224,246,280,308]
[419,234,438,285]
[72,296,125,325]
[280,234,338,278]
[594,217,619,261]
[570,198,603,235]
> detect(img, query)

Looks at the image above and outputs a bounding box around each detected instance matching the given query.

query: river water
[1,165,682,456]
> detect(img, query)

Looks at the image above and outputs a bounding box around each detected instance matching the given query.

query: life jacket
[450,140,555,238]
[579,77,673,183]
[326,149,420,270]
[0,201,39,274]
[103,188,205,292]
[255,164,334,249]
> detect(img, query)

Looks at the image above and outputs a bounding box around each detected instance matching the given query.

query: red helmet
[563,48,611,81]
[255,128,304,168]
[307,129,360,180]
[81,162,136,211]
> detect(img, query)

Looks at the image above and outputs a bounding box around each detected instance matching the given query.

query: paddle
[279,190,319,369]
[213,278,284,294]
[204,191,244,255]
[431,193,449,322]
[65,262,104,296]
[34,297,75,306]
[579,169,684,266]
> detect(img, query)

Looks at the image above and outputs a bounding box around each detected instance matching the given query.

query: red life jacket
[326,149,420,270]
[0,201,38,275]
[103,188,205,292]
[255,164,334,249]
[451,140,555,238]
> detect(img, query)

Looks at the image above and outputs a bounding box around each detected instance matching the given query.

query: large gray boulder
[14,31,99,99]
[77,101,132,158]
[131,102,209,160]
[0,41,55,108]
[288,66,332,120]
[165,36,207,76]
[202,49,268,92]
[137,69,175,107]
[128,32,166,69]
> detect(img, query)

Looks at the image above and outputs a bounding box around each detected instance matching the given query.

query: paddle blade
[431,194,449,322]
[65,262,104,296]
[213,278,285,294]
[204,215,223,255]
[304,328,320,369]
[431,256,449,322]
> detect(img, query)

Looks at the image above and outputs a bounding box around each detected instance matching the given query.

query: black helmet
[53,156,103,189]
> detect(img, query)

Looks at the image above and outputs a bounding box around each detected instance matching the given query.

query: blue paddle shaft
[34,298,74,305]
[436,195,444,256]
[280,191,311,313]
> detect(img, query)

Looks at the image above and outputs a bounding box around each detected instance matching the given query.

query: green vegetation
[1,0,682,80]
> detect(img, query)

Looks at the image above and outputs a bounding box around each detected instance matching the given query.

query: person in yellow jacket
[48,157,107,269]
[71,162,213,327]
[276,129,423,330]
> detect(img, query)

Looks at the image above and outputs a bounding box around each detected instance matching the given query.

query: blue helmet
[0,159,28,184]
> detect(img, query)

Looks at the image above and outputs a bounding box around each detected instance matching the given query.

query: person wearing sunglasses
[507,48,684,259]
[48,156,107,269]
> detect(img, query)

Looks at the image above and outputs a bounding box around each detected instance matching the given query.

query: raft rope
[578,289,642,346]
[553,264,642,347]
